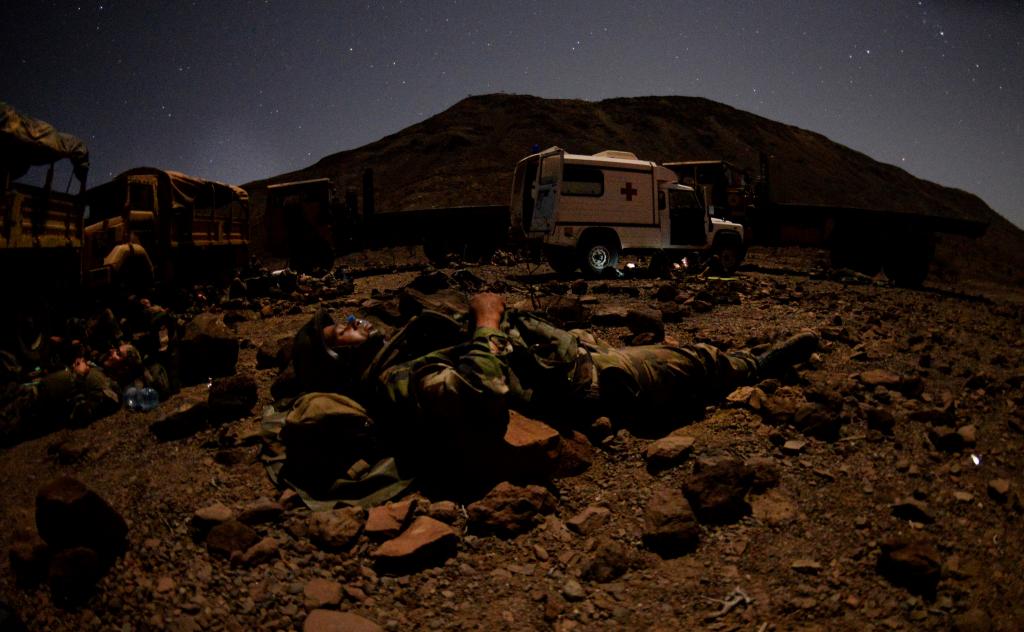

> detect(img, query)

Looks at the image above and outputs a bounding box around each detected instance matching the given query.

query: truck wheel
[578,236,619,278]
[544,246,577,274]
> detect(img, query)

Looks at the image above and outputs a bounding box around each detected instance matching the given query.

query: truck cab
[511,147,745,276]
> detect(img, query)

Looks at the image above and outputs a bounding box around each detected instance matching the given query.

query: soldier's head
[322,315,386,388]
[102,342,143,383]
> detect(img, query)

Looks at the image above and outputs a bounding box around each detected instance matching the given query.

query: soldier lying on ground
[282,292,818,500]
[0,308,178,446]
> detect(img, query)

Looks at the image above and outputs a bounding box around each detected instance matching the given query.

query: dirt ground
[1,246,1022,631]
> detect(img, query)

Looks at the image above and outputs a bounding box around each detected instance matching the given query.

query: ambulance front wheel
[578,232,620,278]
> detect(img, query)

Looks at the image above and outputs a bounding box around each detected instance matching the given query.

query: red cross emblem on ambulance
[620,182,637,201]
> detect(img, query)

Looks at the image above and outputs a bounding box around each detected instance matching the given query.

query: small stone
[561,578,585,602]
[156,576,176,593]
[781,439,806,455]
[682,457,753,525]
[957,425,977,446]
[308,507,366,550]
[566,506,611,536]
[988,479,1011,502]
[238,537,278,567]
[205,521,259,558]
[791,559,823,574]
[427,500,460,524]
[891,497,934,524]
[645,434,695,471]
[952,491,973,503]
[303,578,342,609]
[237,497,284,525]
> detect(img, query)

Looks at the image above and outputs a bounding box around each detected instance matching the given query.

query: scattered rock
[237,536,278,567]
[207,374,258,422]
[625,308,664,340]
[179,313,240,385]
[427,500,460,524]
[645,433,695,471]
[952,608,992,632]
[303,578,342,609]
[371,516,458,571]
[256,335,294,370]
[792,404,842,441]
[302,609,383,632]
[864,406,896,434]
[35,477,127,559]
[988,479,1011,502]
[781,439,806,455]
[47,546,100,603]
[237,497,284,525]
[561,577,585,602]
[591,305,629,326]
[928,426,966,452]
[581,536,632,582]
[790,559,823,574]
[307,507,366,550]
[150,397,210,441]
[877,538,942,596]
[466,482,557,536]
[744,457,780,492]
[682,457,754,524]
[725,386,767,410]
[566,506,611,536]
[205,520,260,558]
[192,502,234,536]
[891,497,934,523]
[365,499,417,539]
[642,487,700,557]
[8,528,49,587]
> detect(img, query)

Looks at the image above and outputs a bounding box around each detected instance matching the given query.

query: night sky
[3,1,1022,227]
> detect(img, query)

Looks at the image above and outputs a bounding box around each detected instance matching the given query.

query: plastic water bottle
[123,386,159,412]
[123,386,139,411]
[137,387,160,411]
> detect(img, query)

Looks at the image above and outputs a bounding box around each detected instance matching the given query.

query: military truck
[82,168,250,286]
[0,101,89,290]
[510,147,746,276]
[665,157,988,287]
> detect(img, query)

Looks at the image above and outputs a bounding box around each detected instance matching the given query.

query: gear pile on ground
[1,246,1022,631]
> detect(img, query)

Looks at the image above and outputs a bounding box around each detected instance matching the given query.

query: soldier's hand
[470,292,505,330]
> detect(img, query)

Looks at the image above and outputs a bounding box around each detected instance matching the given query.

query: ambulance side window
[562,165,603,196]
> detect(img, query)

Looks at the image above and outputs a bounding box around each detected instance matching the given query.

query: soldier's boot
[756,331,819,378]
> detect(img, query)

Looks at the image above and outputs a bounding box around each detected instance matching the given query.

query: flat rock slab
[646,434,695,471]
[206,520,259,558]
[365,499,417,538]
[372,516,458,571]
[303,609,383,632]
[303,578,342,608]
[566,506,611,536]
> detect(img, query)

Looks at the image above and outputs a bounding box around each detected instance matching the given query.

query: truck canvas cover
[0,101,89,182]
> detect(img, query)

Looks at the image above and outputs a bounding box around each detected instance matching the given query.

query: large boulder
[179,313,239,384]
[35,477,127,560]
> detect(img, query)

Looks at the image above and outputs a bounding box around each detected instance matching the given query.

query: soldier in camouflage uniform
[288,292,816,484]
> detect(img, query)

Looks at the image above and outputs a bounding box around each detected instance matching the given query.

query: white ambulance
[510,147,745,276]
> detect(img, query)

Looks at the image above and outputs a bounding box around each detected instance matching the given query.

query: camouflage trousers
[376,328,758,431]
[590,343,758,422]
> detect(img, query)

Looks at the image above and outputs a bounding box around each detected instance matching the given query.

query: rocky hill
[245,94,1024,288]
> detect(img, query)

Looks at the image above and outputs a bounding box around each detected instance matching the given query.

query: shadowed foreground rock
[877,538,942,597]
[467,481,557,536]
[682,457,754,524]
[643,487,701,557]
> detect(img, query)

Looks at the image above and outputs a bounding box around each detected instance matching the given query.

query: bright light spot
[625,262,636,269]
[971,454,981,466]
